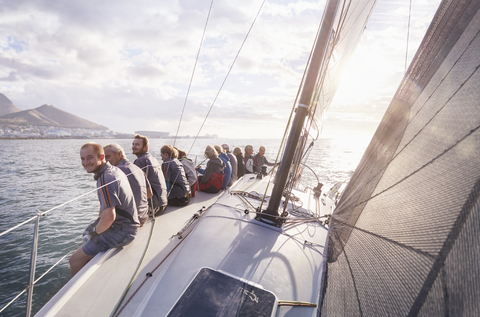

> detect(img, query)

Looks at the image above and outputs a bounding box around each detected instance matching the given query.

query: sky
[0,0,442,139]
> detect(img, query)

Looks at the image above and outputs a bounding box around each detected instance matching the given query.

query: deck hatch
[167,267,277,317]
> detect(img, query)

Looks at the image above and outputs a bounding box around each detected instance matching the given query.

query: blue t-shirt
[218,153,231,188]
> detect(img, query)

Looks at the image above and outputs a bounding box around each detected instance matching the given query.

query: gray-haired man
[104,143,149,226]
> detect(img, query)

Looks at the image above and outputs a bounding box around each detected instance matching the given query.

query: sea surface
[0,136,370,316]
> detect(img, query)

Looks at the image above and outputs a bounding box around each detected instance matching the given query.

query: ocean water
[0,136,370,316]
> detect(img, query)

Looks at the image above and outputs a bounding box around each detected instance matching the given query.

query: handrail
[0,162,160,316]
[25,215,40,317]
[0,215,38,238]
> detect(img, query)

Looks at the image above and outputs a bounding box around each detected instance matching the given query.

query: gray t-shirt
[134,152,168,207]
[116,159,149,223]
[94,163,139,228]
[226,152,238,184]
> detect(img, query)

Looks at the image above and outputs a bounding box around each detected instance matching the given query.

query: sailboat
[5,0,479,315]
[33,0,375,315]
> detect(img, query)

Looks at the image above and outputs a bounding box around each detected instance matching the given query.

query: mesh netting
[321,0,480,316]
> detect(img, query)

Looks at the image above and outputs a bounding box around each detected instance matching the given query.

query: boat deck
[36,189,223,317]
[36,176,334,317]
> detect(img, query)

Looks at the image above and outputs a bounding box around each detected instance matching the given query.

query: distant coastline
[0,135,218,140]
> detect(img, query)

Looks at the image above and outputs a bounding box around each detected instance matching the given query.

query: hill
[0,104,108,130]
[0,93,22,116]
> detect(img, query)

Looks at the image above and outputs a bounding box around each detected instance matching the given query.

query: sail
[322,0,480,315]
[266,0,377,217]
[303,0,377,122]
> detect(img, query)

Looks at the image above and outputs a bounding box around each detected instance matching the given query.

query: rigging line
[355,123,480,208]
[9,162,153,231]
[393,37,480,161]
[114,206,210,317]
[0,181,100,237]
[34,248,77,284]
[186,0,266,156]
[111,216,157,317]
[0,220,33,252]
[280,0,350,193]
[405,0,412,73]
[0,214,37,238]
[0,287,28,314]
[173,0,214,148]
[258,9,325,211]
[356,58,480,193]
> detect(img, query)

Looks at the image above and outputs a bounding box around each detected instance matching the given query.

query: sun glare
[335,47,395,105]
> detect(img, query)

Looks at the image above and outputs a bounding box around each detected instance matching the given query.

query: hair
[160,144,175,158]
[245,145,253,152]
[81,142,104,157]
[233,147,243,156]
[259,146,266,151]
[175,147,187,159]
[214,145,224,154]
[134,134,149,147]
[204,145,218,159]
[221,143,230,151]
[104,143,125,158]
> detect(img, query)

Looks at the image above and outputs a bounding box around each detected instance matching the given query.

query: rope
[113,206,209,316]
[405,0,412,73]
[0,244,79,314]
[256,3,332,213]
[173,0,214,147]
[111,216,157,316]
[187,0,266,156]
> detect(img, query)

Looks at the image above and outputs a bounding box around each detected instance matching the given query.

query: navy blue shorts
[82,223,138,256]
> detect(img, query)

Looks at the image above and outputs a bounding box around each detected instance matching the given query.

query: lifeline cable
[173,0,214,148]
[257,8,328,213]
[186,0,266,156]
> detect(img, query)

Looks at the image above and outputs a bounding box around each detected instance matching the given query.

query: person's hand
[82,221,98,242]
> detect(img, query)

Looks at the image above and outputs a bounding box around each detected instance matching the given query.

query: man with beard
[132,134,168,216]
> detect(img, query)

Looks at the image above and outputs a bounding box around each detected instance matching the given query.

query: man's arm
[264,157,275,166]
[96,206,116,234]
[253,155,261,173]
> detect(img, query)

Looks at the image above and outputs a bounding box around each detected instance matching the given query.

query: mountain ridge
[0,93,22,116]
[0,94,108,130]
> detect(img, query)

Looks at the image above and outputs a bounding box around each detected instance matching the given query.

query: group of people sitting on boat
[69,134,277,276]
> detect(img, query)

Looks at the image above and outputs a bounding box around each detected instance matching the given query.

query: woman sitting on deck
[175,147,198,197]
[214,144,231,189]
[196,145,225,193]
[160,145,191,206]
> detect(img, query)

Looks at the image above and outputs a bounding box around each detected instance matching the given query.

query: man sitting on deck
[69,142,139,276]
[244,145,255,174]
[253,145,276,174]
[104,143,149,227]
[132,134,168,216]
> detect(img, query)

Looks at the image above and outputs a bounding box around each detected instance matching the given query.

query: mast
[263,0,340,224]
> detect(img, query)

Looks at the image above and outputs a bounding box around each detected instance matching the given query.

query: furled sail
[322,0,480,315]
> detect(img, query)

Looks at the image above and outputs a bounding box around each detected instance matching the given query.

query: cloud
[0,0,441,139]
